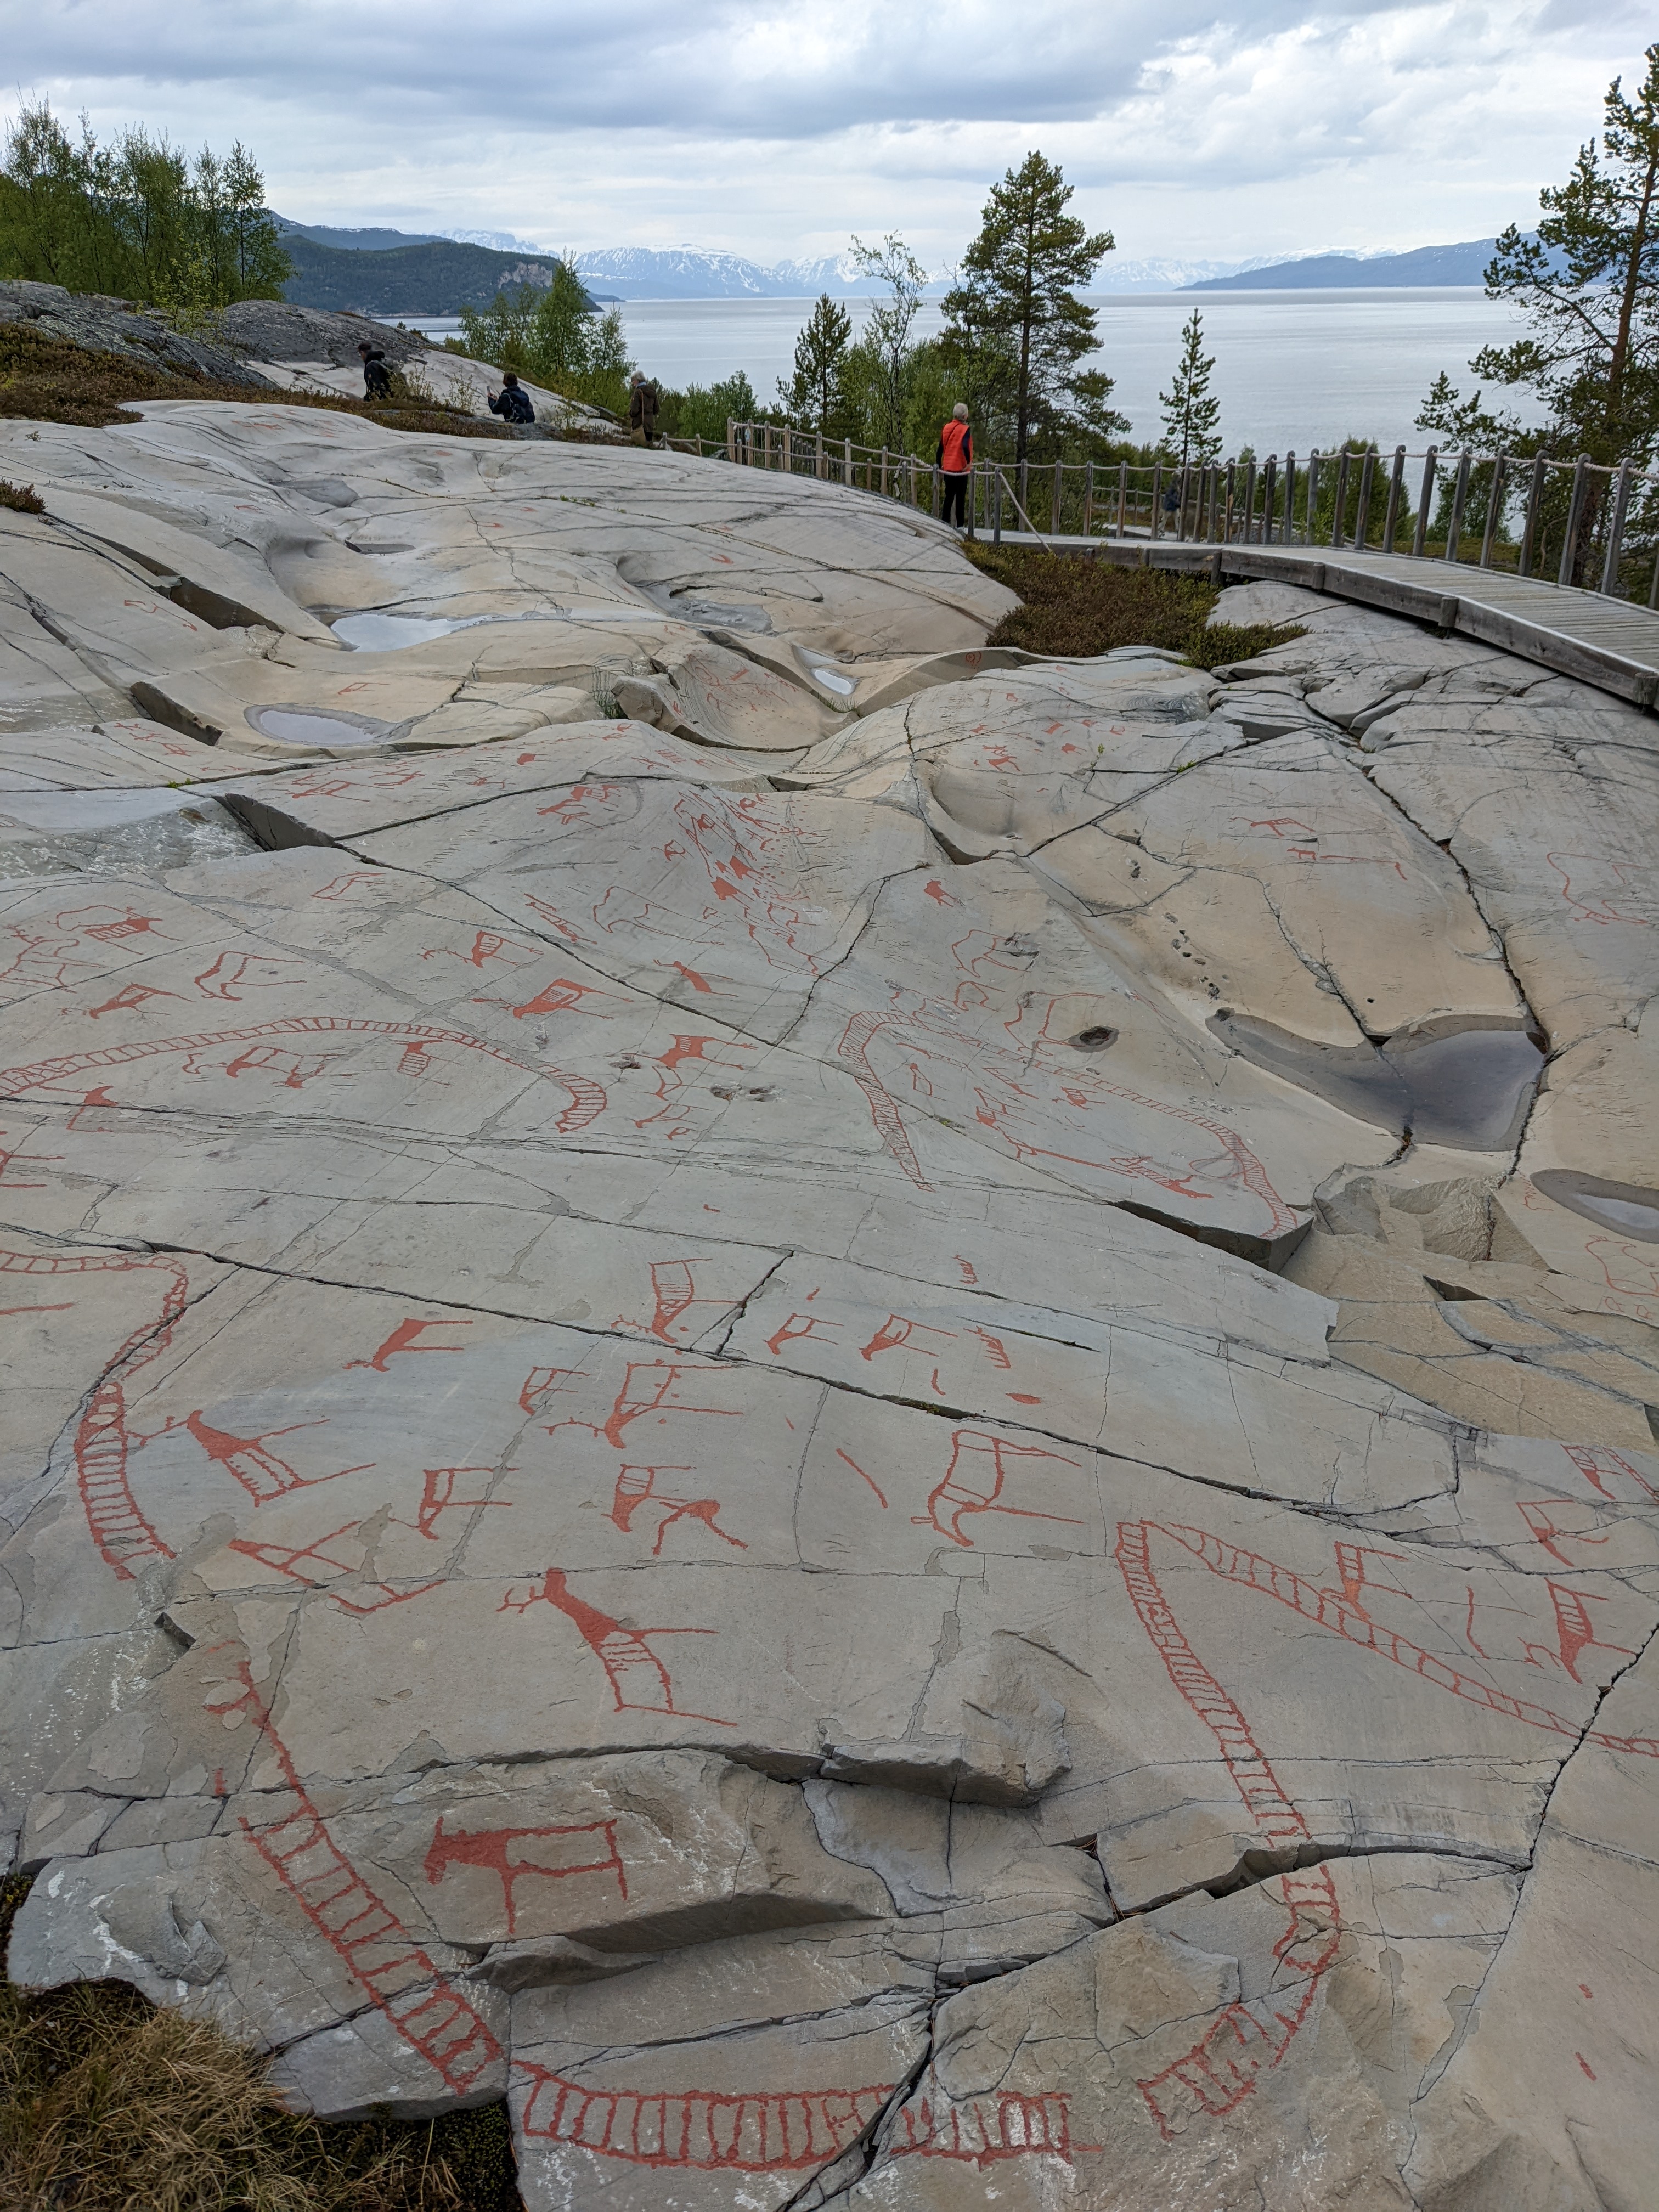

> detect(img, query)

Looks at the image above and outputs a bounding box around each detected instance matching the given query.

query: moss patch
[0,325,508,440]
[967,544,1302,669]
[1,1874,521,2210]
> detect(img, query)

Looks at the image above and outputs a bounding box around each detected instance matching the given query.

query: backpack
[506,386,535,424]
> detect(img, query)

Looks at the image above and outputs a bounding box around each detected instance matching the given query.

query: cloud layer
[4,1,1650,262]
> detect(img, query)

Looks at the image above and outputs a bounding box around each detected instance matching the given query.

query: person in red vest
[936,402,972,529]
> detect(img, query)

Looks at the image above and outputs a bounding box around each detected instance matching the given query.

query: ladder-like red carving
[1,1245,187,1578]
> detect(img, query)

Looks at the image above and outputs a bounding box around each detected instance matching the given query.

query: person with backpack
[357,340,393,402]
[488,372,537,426]
[936,403,972,529]
[629,371,662,447]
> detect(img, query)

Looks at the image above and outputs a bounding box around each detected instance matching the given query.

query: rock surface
[2,400,1658,2209]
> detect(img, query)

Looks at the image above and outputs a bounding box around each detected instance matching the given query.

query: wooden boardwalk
[989,530,1659,710]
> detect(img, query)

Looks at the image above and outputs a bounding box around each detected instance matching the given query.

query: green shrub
[968,544,1303,668]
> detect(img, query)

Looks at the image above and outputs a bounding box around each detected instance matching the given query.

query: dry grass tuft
[0,324,510,439]
[1,1875,521,2211]
[967,543,1303,670]
[0,478,44,513]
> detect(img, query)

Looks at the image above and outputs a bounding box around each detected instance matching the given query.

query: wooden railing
[721,419,1659,606]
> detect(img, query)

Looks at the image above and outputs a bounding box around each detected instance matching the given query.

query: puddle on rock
[1531,1170,1659,1243]
[332,612,475,650]
[245,706,397,748]
[1211,1012,1545,1152]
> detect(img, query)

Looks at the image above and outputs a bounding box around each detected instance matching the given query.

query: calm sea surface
[403,289,1538,455]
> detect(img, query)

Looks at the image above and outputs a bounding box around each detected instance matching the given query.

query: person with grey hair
[936,402,971,529]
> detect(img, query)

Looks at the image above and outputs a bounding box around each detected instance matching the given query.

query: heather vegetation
[968,545,1304,665]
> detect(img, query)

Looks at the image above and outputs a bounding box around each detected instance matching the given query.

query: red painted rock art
[919,1431,1086,1548]
[498,1570,730,1724]
[0,1019,607,1132]
[1114,1515,1659,2138]
[423,1815,627,1934]
[169,1411,372,1503]
[0,1244,188,1577]
[347,1317,472,1372]
[610,1465,747,1556]
[228,1522,444,1613]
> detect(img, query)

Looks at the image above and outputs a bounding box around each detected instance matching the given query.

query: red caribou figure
[938,403,972,529]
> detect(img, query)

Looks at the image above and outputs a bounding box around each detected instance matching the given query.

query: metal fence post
[1519,455,1546,575]
[1444,450,1471,563]
[1412,448,1437,558]
[1558,457,1589,586]
[1479,454,1506,568]
[1600,461,1633,595]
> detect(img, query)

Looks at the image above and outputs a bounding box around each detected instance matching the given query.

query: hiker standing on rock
[357,340,393,402]
[629,371,662,447]
[488,371,536,425]
[938,403,971,529]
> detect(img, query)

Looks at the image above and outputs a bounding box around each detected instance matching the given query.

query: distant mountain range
[268,218,1524,307]
[1185,238,1515,290]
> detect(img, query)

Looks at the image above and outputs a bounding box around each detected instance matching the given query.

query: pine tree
[947,153,1113,461]
[1159,310,1222,469]
[778,294,852,433]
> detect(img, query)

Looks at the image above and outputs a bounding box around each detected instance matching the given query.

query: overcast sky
[3,1,1649,267]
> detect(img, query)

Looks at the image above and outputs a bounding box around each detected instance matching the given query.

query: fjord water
[405,287,1538,452]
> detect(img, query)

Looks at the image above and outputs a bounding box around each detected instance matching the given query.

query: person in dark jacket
[629,371,662,446]
[488,372,536,425]
[357,341,393,402]
[937,403,972,528]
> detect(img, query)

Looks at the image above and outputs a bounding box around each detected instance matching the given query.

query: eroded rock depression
[3,393,1658,2209]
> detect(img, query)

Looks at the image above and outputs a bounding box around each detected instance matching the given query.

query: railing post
[815,430,825,480]
[843,436,853,486]
[1600,460,1632,595]
[1382,445,1405,551]
[1052,459,1063,536]
[1412,447,1437,558]
[992,466,1004,545]
[1352,448,1375,550]
[1444,450,1471,563]
[1242,458,1257,544]
[1519,455,1547,575]
[1304,451,1319,545]
[1261,456,1278,544]
[879,447,889,497]
[1223,460,1235,544]
[1115,460,1128,538]
[1479,454,1506,569]
[1018,458,1030,535]
[1558,456,1589,586]
[1150,459,1164,539]
[1330,450,1349,549]
[726,417,736,464]
[1083,460,1094,538]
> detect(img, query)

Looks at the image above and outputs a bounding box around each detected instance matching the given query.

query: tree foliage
[1159,309,1221,468]
[945,151,1117,460]
[778,293,853,433]
[457,262,635,415]
[848,234,927,449]
[1419,43,1659,468]
[0,100,290,309]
